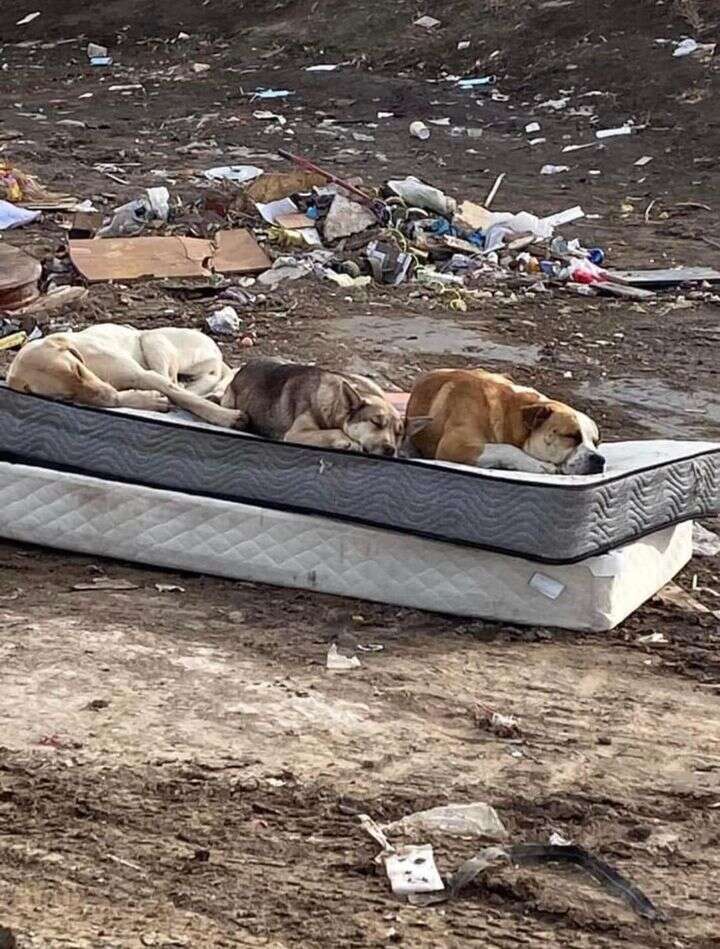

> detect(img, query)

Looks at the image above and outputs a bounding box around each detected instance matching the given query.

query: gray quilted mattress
[1,384,718,564]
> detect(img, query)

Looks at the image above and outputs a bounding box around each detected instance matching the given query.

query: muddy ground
[1,1,720,946]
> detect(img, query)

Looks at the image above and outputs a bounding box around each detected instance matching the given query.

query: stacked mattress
[0,385,717,630]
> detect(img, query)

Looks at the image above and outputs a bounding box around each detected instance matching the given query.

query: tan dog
[221,358,404,455]
[403,368,604,475]
[6,323,242,427]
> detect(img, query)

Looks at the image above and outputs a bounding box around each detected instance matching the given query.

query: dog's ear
[342,380,365,414]
[404,415,433,439]
[522,402,553,431]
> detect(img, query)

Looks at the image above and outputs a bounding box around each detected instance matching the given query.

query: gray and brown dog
[221,358,404,455]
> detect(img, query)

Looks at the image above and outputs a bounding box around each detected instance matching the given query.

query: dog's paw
[143,392,171,412]
[122,390,171,412]
[533,460,560,475]
[335,435,362,451]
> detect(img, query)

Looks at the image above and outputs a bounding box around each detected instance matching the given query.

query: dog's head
[522,401,604,474]
[342,383,404,457]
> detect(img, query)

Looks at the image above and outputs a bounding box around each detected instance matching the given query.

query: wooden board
[608,267,720,287]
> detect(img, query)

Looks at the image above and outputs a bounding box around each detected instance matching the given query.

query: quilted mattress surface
[1,384,718,563]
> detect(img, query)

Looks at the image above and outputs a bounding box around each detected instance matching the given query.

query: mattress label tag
[529,572,565,600]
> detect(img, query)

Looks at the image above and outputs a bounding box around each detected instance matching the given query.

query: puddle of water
[328,314,539,364]
[580,377,720,438]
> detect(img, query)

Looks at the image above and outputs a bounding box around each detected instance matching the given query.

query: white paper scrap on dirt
[17,11,41,25]
[384,845,444,896]
[326,643,361,671]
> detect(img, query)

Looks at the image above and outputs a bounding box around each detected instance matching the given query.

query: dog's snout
[381,444,396,457]
[587,452,605,474]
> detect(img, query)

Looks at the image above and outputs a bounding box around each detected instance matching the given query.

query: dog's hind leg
[111,365,245,427]
[140,334,232,404]
[8,340,170,412]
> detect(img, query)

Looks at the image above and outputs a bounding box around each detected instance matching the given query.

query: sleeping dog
[6,323,242,427]
[403,368,604,475]
[221,358,404,455]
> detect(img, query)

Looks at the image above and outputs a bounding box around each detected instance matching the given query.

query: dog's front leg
[284,427,361,451]
[476,444,558,474]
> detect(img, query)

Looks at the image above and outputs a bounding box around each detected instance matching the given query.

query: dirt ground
[1,1,720,946]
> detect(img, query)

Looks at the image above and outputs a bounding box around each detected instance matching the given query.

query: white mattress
[0,462,692,631]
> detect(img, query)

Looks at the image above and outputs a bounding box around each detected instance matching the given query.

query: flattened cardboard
[275,212,315,229]
[454,200,494,233]
[213,229,271,274]
[69,229,269,283]
[69,236,209,282]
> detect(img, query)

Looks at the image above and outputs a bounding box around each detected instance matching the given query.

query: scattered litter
[206,306,241,336]
[387,176,456,215]
[16,11,41,25]
[385,845,444,896]
[70,229,270,282]
[0,161,77,210]
[0,200,40,230]
[541,164,570,175]
[655,581,716,616]
[253,110,287,126]
[0,243,41,310]
[414,15,441,29]
[246,170,326,203]
[326,643,361,671]
[473,703,521,738]
[203,165,263,183]
[385,802,507,840]
[596,126,632,139]
[155,583,185,593]
[635,155,654,167]
[96,186,169,239]
[252,89,294,100]
[607,267,720,287]
[484,172,505,208]
[672,38,715,58]
[323,192,376,241]
[562,142,595,153]
[357,643,384,652]
[525,122,541,134]
[72,578,139,591]
[257,256,314,289]
[693,522,720,557]
[409,843,666,919]
[256,196,301,225]
[305,64,341,72]
[457,40,470,50]
[192,63,211,74]
[549,832,572,847]
[458,76,496,89]
[324,271,371,288]
[637,632,668,645]
[538,97,569,111]
[409,121,431,141]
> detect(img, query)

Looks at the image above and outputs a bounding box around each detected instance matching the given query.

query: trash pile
[3,150,720,343]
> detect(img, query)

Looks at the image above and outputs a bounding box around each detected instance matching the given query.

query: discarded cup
[409,121,431,141]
